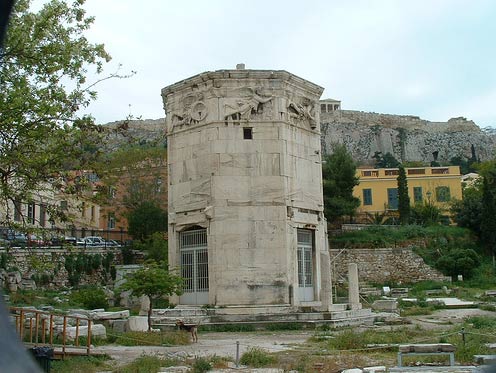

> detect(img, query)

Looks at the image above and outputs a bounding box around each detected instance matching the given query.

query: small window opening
[243,127,253,139]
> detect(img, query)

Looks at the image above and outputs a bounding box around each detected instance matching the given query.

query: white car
[82,236,106,246]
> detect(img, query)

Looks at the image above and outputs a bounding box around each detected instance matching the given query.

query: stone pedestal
[348,263,361,310]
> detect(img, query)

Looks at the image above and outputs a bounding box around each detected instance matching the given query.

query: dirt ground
[94,308,496,369]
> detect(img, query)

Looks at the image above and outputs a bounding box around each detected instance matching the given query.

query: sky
[75,0,496,128]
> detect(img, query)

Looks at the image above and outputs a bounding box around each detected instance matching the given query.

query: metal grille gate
[179,229,209,305]
[297,229,314,302]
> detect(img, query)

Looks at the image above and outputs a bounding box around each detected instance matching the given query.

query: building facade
[353,166,462,217]
[162,67,332,310]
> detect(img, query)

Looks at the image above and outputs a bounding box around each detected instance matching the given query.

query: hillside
[98,112,496,165]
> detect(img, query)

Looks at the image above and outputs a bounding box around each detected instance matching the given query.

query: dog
[176,319,198,343]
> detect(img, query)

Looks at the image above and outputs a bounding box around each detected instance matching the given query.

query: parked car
[27,234,48,246]
[5,231,27,246]
[81,236,106,247]
[106,239,121,247]
[51,236,78,246]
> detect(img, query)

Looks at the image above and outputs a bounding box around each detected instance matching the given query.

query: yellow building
[353,166,462,217]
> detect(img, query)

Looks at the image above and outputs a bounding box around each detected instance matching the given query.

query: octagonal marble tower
[161,67,331,310]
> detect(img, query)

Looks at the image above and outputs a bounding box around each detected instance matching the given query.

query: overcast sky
[77,0,496,128]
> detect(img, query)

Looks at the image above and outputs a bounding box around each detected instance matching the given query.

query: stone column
[348,263,361,310]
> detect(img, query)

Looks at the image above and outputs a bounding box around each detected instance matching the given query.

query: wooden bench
[397,343,456,367]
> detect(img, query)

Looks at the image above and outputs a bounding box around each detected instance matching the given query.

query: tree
[0,0,128,226]
[451,185,483,237]
[120,262,183,331]
[127,201,168,241]
[479,161,496,257]
[435,247,480,280]
[397,165,410,225]
[372,151,400,168]
[133,232,168,264]
[322,144,360,222]
[410,201,442,226]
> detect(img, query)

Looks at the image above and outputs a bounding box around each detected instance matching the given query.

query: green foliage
[93,144,167,209]
[192,357,212,372]
[200,324,256,332]
[332,224,472,249]
[240,347,276,368]
[127,202,168,241]
[435,247,480,280]
[322,144,360,222]
[64,253,112,286]
[372,151,400,168]
[0,0,121,225]
[265,322,303,331]
[480,163,496,254]
[133,232,168,264]
[69,286,108,310]
[451,186,483,237]
[115,355,180,373]
[119,261,183,331]
[51,355,110,373]
[121,245,135,264]
[0,252,10,269]
[325,327,429,350]
[449,155,478,174]
[397,165,410,225]
[410,201,442,226]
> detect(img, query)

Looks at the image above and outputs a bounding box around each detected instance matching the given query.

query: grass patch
[240,347,276,368]
[200,324,256,332]
[265,322,303,331]
[115,355,179,373]
[330,225,472,249]
[323,326,433,351]
[191,356,212,372]
[51,355,110,373]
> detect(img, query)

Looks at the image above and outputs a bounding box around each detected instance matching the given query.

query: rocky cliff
[321,110,496,165]
[99,112,496,165]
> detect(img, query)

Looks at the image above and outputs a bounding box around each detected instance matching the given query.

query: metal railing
[10,307,93,357]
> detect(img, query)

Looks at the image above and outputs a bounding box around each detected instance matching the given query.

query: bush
[117,355,179,373]
[240,347,275,368]
[69,287,108,310]
[435,248,480,280]
[192,357,212,372]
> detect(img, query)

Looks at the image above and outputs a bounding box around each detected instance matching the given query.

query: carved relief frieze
[171,92,208,130]
[223,87,274,123]
[287,96,317,129]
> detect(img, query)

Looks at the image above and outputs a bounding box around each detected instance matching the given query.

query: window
[362,170,379,177]
[243,127,253,139]
[107,213,116,229]
[39,204,46,227]
[363,189,373,205]
[387,188,399,210]
[27,202,35,224]
[14,200,21,222]
[81,202,86,217]
[385,170,399,176]
[60,200,68,210]
[436,186,451,202]
[320,104,326,113]
[408,168,425,175]
[432,168,449,175]
[91,206,95,221]
[413,187,423,203]
[108,186,116,199]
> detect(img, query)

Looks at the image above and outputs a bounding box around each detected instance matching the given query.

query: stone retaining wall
[330,247,450,285]
[0,247,122,290]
